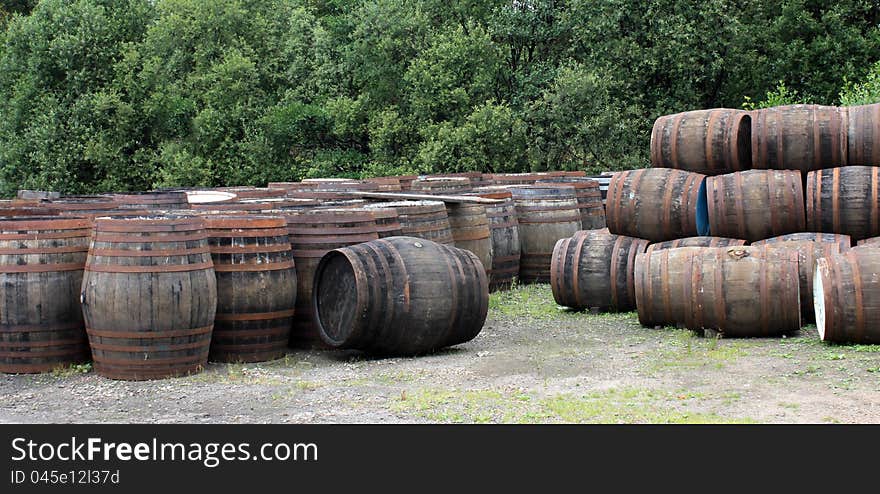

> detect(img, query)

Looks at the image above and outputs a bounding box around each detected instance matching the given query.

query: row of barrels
[0,212,489,379]
[550,228,880,343]
[608,166,880,243]
[651,103,879,175]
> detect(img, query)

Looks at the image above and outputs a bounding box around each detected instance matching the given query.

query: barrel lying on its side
[0,217,92,373]
[704,169,805,242]
[751,104,847,172]
[203,215,297,363]
[846,103,880,166]
[806,166,880,242]
[635,246,801,336]
[606,168,705,242]
[650,109,752,175]
[81,216,217,380]
[815,249,880,343]
[313,237,488,356]
[645,236,747,254]
[752,232,852,251]
[551,229,648,312]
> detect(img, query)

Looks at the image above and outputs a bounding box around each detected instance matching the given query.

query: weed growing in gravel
[50,363,92,378]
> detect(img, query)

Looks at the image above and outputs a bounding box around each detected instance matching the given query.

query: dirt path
[1,285,878,424]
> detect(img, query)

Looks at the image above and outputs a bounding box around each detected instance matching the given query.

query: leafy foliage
[1,0,879,195]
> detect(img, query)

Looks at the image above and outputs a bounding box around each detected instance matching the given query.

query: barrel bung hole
[316,252,359,344]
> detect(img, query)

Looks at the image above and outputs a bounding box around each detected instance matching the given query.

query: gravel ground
[1,284,879,424]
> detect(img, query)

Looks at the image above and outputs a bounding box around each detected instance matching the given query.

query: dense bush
[1,0,879,195]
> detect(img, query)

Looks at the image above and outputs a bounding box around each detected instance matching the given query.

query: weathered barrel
[113,191,190,210]
[365,177,403,191]
[468,190,520,291]
[0,201,61,217]
[430,171,489,187]
[352,206,402,238]
[650,109,752,175]
[536,177,606,229]
[752,232,852,250]
[751,104,847,171]
[551,229,648,311]
[815,249,880,343]
[203,215,297,363]
[635,246,801,335]
[217,187,288,200]
[0,217,91,373]
[411,177,472,195]
[754,241,841,322]
[509,185,582,283]
[363,201,454,245]
[300,179,379,192]
[81,216,217,380]
[606,168,705,242]
[703,169,805,242]
[49,196,119,216]
[645,236,747,255]
[313,237,488,355]
[806,166,880,241]
[446,203,492,271]
[485,173,552,186]
[185,191,237,205]
[284,209,383,347]
[846,103,880,166]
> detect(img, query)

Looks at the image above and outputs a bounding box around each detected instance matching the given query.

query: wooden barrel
[551,229,648,311]
[203,215,297,363]
[284,209,383,347]
[467,190,520,291]
[645,236,747,254]
[411,177,472,195]
[300,179,378,191]
[0,201,61,217]
[363,201,454,245]
[815,249,880,343]
[846,103,880,166]
[446,203,492,271]
[216,187,287,200]
[365,177,403,191]
[536,177,606,230]
[704,169,805,242]
[49,196,119,216]
[752,232,851,250]
[0,217,91,373]
[429,172,489,187]
[313,237,488,355]
[113,191,190,210]
[635,246,801,335]
[650,109,752,175]
[485,172,558,186]
[857,237,880,248]
[751,104,847,172]
[509,185,582,283]
[755,241,841,322]
[606,168,705,242]
[352,206,402,238]
[806,166,880,241]
[81,215,217,380]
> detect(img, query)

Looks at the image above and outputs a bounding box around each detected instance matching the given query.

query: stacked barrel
[548,103,880,343]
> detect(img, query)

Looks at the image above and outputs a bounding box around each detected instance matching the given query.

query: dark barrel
[752,232,852,251]
[551,229,648,311]
[313,237,488,355]
[806,166,880,241]
[446,203,492,271]
[751,104,847,172]
[536,177,606,229]
[363,201,454,245]
[509,185,582,283]
[468,189,521,291]
[635,246,801,336]
[113,191,191,210]
[846,103,880,166]
[645,236,747,255]
[203,215,297,363]
[815,249,880,343]
[650,109,751,175]
[606,168,705,242]
[703,169,805,242]
[284,209,383,347]
[0,217,91,373]
[353,206,402,238]
[81,215,217,380]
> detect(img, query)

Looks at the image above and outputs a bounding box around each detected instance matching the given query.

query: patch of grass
[778,402,801,410]
[489,284,568,320]
[50,363,92,378]
[644,329,746,372]
[391,387,756,424]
